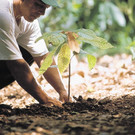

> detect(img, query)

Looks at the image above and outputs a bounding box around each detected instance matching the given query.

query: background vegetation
[39,0,135,57]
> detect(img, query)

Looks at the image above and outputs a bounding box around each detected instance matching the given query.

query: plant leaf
[107,1,126,27]
[79,49,88,55]
[72,29,97,39]
[58,44,71,73]
[39,47,58,75]
[35,31,67,46]
[87,54,97,70]
[86,37,113,49]
[72,29,113,49]
[126,41,135,49]
[66,32,80,53]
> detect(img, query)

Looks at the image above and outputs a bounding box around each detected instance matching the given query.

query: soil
[0,54,135,135]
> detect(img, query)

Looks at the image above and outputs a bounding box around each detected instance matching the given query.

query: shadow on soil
[0,95,135,135]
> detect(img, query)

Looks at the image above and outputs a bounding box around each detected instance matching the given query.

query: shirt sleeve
[0,10,23,60]
[17,19,48,57]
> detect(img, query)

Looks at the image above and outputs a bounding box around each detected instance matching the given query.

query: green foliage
[36,31,67,46]
[36,29,113,74]
[115,0,135,23]
[58,44,71,73]
[87,54,96,70]
[39,46,59,75]
[99,1,126,28]
[127,41,135,59]
[73,29,113,49]
[39,0,135,56]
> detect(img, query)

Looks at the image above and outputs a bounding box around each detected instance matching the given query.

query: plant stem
[68,53,76,102]
[68,62,71,102]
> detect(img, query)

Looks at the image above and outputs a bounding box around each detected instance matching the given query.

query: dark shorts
[0,46,34,89]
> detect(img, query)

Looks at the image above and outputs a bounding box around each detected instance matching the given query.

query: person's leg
[20,46,34,66]
[0,61,15,89]
[0,46,34,89]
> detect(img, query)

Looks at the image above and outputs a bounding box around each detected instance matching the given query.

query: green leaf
[100,1,126,27]
[58,44,71,73]
[126,41,135,49]
[72,29,113,49]
[39,47,58,75]
[107,2,126,27]
[87,54,96,70]
[86,36,113,49]
[73,29,97,39]
[128,0,135,22]
[78,36,113,49]
[35,31,67,46]
[79,49,88,55]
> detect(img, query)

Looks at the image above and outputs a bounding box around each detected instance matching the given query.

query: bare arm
[34,53,71,102]
[6,59,62,106]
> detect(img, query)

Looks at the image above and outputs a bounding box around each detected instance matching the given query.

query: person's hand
[59,90,72,103]
[46,97,62,107]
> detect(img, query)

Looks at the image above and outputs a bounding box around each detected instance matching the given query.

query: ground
[0,54,135,135]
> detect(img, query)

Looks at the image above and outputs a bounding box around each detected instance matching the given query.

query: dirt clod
[0,95,135,135]
[1,54,135,135]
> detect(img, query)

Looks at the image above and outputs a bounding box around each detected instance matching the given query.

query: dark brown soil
[0,95,135,135]
[1,54,135,134]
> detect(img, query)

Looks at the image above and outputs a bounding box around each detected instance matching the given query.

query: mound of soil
[0,95,135,135]
[1,54,135,134]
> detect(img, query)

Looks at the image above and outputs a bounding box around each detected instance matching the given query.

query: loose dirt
[0,54,135,135]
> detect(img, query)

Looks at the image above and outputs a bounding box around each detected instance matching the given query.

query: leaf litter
[0,54,135,135]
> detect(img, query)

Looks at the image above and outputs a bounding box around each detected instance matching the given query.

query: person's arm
[6,59,62,106]
[34,53,71,102]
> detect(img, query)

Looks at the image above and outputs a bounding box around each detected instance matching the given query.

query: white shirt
[0,0,48,60]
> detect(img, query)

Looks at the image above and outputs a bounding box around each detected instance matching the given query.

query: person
[0,0,71,107]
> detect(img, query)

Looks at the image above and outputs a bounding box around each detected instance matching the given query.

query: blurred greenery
[38,0,135,57]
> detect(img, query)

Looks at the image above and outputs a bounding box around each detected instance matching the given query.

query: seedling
[36,29,113,101]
